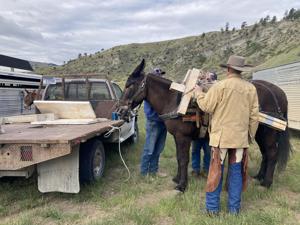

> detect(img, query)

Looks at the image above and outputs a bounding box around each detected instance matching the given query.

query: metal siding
[0,88,35,117]
[253,61,300,130]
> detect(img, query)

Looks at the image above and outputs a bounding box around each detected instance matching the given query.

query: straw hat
[220,55,253,72]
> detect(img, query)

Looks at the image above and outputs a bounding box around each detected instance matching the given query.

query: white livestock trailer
[0,54,42,117]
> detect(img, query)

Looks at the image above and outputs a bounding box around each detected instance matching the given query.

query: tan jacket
[196,73,259,148]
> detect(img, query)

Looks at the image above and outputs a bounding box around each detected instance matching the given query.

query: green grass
[257,45,300,70]
[1,113,300,225]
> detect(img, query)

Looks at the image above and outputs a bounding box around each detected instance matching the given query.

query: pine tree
[271,16,277,23]
[225,22,229,32]
[288,8,296,20]
[241,21,247,29]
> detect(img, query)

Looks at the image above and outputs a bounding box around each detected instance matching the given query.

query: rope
[104,125,131,182]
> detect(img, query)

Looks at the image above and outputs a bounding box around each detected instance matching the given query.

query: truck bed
[0,120,123,171]
[0,120,123,145]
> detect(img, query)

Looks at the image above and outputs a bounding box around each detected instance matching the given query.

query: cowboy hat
[220,55,253,72]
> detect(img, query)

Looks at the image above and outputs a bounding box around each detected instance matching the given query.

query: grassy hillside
[36,19,300,82]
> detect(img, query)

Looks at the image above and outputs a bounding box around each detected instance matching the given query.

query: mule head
[117,59,147,121]
[24,90,37,109]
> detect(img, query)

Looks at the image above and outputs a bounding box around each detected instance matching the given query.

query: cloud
[0,15,43,41]
[0,0,299,64]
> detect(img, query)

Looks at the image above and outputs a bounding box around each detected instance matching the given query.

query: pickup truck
[42,78,138,144]
[0,78,138,193]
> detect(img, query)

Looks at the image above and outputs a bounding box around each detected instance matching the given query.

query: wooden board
[34,101,96,119]
[0,120,123,144]
[2,113,57,124]
[170,82,185,92]
[177,68,202,115]
[182,69,191,85]
[31,118,108,125]
[259,112,287,131]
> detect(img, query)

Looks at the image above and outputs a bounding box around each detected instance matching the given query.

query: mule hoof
[260,180,272,188]
[174,185,185,193]
[252,174,263,182]
[172,177,180,184]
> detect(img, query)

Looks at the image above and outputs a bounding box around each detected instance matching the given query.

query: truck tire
[128,122,139,144]
[79,139,105,183]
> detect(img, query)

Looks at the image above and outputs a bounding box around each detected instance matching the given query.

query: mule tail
[277,112,292,171]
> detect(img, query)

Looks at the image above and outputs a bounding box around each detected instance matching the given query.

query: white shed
[253,61,300,130]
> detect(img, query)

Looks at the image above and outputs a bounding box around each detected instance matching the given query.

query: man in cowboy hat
[194,55,259,215]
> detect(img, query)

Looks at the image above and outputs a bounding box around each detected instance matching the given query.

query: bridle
[127,75,147,110]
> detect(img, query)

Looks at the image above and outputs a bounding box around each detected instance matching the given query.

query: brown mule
[118,59,291,191]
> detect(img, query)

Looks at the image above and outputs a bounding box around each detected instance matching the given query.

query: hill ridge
[36,19,300,82]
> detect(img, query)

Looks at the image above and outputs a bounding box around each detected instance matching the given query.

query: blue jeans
[140,120,167,175]
[206,163,243,214]
[191,139,211,172]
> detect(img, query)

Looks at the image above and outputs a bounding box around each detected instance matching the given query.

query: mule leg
[254,126,267,181]
[174,136,191,192]
[261,129,278,188]
[172,143,181,184]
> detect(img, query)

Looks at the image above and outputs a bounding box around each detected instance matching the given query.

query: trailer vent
[20,146,33,161]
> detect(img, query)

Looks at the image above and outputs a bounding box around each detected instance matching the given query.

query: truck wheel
[128,122,139,144]
[80,139,105,183]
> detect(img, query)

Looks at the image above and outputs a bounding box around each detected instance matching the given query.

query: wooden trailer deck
[0,120,123,145]
[0,120,124,171]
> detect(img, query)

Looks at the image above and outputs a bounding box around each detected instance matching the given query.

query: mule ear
[131,59,145,78]
[25,89,29,94]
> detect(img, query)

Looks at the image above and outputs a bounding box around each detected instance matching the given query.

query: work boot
[191,170,200,177]
[200,170,208,178]
[156,171,168,178]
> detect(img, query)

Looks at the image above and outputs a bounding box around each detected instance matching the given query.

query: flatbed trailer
[0,120,123,193]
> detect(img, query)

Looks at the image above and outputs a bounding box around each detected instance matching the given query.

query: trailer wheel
[128,122,139,144]
[80,139,105,183]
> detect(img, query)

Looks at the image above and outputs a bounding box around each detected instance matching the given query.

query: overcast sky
[1,0,299,64]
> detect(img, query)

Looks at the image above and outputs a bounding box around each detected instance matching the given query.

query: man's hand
[192,85,204,102]
[195,84,203,92]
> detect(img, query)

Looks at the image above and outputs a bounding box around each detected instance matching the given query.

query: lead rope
[104,125,131,182]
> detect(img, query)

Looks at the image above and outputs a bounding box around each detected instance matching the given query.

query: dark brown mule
[118,59,291,191]
[24,89,38,109]
[24,79,43,109]
[252,80,291,187]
